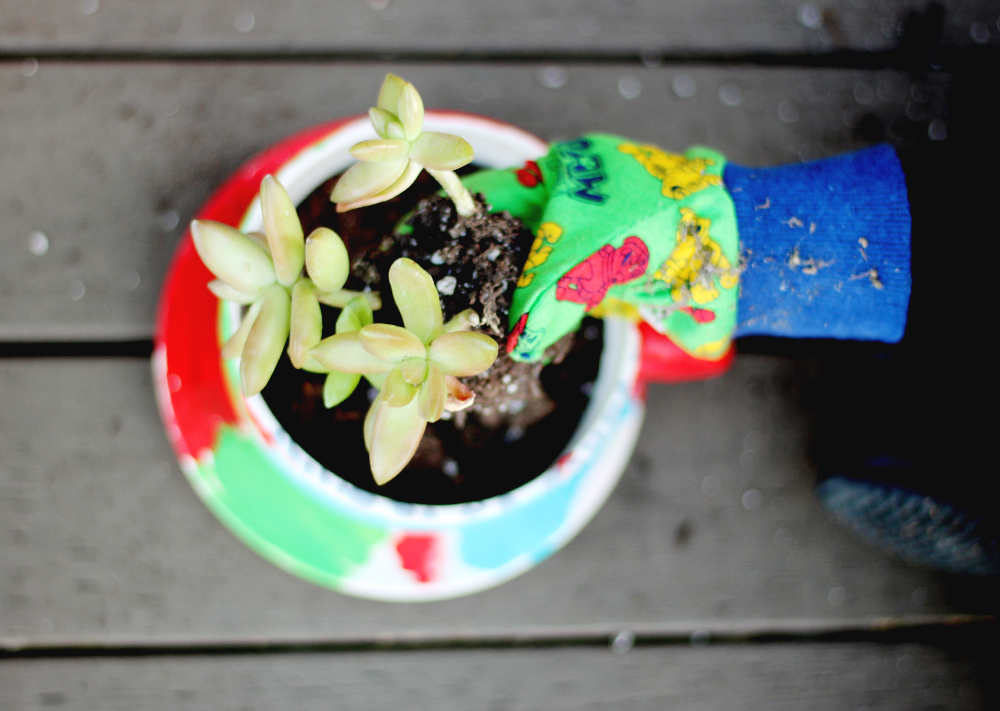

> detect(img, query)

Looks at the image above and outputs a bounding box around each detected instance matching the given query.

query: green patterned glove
[463,133,739,362]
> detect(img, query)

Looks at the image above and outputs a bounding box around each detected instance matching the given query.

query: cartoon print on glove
[679,305,716,323]
[514,325,547,359]
[515,160,543,188]
[506,313,547,359]
[556,236,650,310]
[518,222,563,287]
[555,139,609,204]
[618,143,722,199]
[506,313,529,353]
[653,207,739,305]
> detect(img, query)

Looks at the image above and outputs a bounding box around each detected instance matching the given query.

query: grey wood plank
[0,62,947,341]
[0,356,982,645]
[2,0,996,55]
[0,643,992,711]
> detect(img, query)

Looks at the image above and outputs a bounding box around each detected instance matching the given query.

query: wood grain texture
[0,643,992,711]
[1,356,984,645]
[2,0,997,55]
[0,62,947,341]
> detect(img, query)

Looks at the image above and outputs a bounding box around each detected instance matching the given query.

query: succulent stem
[426,169,477,217]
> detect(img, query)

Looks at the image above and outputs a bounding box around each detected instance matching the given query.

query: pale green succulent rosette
[190,75,498,487]
[331,74,477,216]
[193,182,498,488]
[192,175,379,398]
[310,258,498,485]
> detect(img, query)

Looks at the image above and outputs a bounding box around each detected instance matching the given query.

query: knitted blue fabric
[725,145,911,341]
[817,477,999,576]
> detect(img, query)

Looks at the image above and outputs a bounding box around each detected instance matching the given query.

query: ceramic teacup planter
[154,112,646,601]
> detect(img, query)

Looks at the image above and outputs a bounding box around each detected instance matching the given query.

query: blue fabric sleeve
[724,145,911,342]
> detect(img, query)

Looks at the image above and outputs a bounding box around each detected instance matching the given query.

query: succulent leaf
[208,279,258,305]
[443,309,481,333]
[317,289,381,310]
[377,74,407,113]
[334,308,359,335]
[349,138,410,163]
[417,363,446,422]
[428,331,499,377]
[311,332,393,374]
[334,159,421,213]
[247,231,271,254]
[191,220,276,296]
[381,366,418,407]
[388,258,442,345]
[260,175,305,287]
[240,284,291,397]
[363,392,381,451]
[444,375,476,412]
[336,296,375,334]
[369,397,427,485]
[324,370,361,408]
[385,122,406,140]
[358,324,427,363]
[300,357,329,373]
[408,132,475,171]
[304,227,350,293]
[288,279,323,369]
[397,82,425,141]
[399,358,428,385]
[221,297,264,360]
[365,372,387,390]
[369,108,397,139]
[330,157,408,204]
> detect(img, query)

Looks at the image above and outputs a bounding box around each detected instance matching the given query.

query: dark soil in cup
[261,321,601,505]
[259,171,602,505]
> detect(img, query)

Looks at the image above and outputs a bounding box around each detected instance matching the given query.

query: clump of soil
[260,171,601,505]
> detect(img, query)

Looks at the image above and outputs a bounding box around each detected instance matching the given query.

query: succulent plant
[309,294,385,409]
[330,74,478,216]
[191,175,380,397]
[310,258,498,485]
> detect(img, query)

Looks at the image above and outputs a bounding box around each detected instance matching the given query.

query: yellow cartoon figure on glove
[618,143,722,199]
[654,208,739,304]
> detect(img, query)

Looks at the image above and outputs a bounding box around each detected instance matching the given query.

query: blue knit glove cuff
[725,145,911,342]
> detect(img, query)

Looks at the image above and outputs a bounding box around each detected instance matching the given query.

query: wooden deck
[1,2,997,708]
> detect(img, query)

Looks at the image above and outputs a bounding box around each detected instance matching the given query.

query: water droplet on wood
[672,74,696,98]
[778,101,799,123]
[234,11,255,33]
[797,3,823,29]
[718,83,742,106]
[28,231,49,255]
[617,76,642,100]
[536,66,568,89]
[742,488,762,510]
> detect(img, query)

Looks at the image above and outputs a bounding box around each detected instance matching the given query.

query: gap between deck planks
[2,0,996,56]
[1,356,992,645]
[0,642,993,711]
[0,62,949,342]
